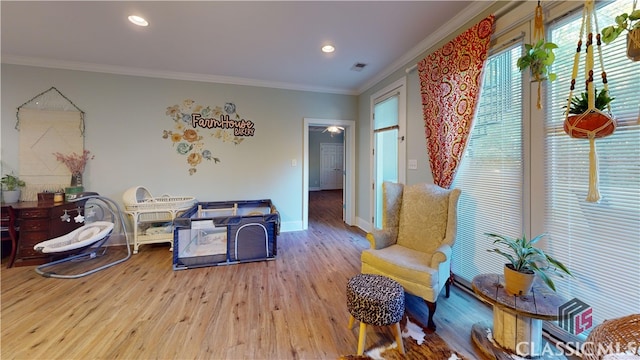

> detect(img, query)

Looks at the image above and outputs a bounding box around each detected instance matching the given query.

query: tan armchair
[361,182,461,330]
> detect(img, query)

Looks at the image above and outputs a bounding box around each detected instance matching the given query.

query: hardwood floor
[1,190,492,359]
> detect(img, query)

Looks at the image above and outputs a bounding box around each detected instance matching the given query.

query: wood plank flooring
[1,190,492,359]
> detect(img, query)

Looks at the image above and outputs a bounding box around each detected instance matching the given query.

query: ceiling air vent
[351,62,368,72]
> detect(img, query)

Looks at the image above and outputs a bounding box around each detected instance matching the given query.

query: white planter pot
[2,190,21,203]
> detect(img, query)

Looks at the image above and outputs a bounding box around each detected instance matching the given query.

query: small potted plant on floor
[517,38,558,109]
[602,8,640,61]
[486,232,572,296]
[1,174,26,203]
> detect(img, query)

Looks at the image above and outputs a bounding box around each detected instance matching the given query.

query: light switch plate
[408,159,418,170]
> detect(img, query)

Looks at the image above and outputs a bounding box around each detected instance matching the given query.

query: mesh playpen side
[172,200,279,270]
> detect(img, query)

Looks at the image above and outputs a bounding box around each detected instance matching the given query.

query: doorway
[370,78,406,230]
[303,118,355,230]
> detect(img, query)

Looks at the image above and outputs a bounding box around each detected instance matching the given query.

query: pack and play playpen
[172,199,279,270]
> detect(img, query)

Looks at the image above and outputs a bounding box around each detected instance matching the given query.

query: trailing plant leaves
[517,39,558,82]
[602,11,640,44]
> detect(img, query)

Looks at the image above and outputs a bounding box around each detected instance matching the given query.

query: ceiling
[1,1,493,95]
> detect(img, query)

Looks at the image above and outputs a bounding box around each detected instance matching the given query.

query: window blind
[544,0,640,333]
[451,44,524,282]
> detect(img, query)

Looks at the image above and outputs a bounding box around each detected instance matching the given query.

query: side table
[471,273,567,359]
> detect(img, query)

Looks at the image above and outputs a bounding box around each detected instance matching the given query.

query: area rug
[340,315,467,360]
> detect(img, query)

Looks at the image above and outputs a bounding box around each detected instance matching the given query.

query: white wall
[1,64,357,231]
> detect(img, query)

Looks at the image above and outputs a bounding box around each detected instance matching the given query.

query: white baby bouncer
[34,193,131,279]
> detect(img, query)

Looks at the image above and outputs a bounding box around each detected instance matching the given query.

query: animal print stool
[346,274,405,355]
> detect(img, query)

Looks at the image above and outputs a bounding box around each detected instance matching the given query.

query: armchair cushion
[361,244,438,291]
[396,183,451,254]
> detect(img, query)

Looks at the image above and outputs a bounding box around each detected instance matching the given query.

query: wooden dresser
[4,201,87,267]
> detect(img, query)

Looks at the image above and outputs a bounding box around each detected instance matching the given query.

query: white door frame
[303,118,356,229]
[370,77,406,230]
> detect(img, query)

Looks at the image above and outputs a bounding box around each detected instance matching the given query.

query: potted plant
[517,38,559,108]
[1,174,26,203]
[486,232,572,296]
[602,9,640,61]
[564,88,616,139]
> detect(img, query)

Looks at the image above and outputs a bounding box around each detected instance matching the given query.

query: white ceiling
[1,1,494,95]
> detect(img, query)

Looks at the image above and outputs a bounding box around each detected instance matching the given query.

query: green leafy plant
[602,9,640,45]
[485,232,572,291]
[567,88,614,115]
[517,39,559,82]
[1,174,26,191]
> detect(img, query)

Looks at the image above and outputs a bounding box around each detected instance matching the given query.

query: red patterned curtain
[418,15,495,189]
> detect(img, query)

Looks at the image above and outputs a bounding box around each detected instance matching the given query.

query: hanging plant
[517,39,558,109]
[517,39,559,83]
[517,2,558,109]
[564,88,616,139]
[601,8,640,61]
[563,0,617,203]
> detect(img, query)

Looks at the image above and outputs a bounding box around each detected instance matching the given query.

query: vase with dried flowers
[53,150,94,189]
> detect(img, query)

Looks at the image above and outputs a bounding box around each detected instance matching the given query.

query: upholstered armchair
[361,182,461,330]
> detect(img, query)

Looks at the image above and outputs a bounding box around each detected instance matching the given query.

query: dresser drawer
[19,208,50,219]
[19,219,49,232]
[18,231,50,258]
[18,245,45,259]
[18,231,50,247]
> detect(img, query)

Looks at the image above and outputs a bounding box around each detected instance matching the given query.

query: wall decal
[162,99,254,175]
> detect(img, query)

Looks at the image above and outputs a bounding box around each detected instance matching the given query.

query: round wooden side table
[471,273,567,359]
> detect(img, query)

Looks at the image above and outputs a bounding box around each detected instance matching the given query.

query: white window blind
[544,0,640,333]
[451,44,524,282]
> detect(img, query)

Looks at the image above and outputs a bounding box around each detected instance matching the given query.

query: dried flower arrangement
[53,150,94,175]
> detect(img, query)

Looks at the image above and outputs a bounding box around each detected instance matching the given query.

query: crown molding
[357,0,498,95]
[1,55,359,96]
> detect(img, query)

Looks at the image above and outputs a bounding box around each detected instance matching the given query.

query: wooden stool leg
[392,322,405,354]
[348,314,355,329]
[357,322,367,355]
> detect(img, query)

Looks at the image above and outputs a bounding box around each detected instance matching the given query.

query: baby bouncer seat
[33,193,131,279]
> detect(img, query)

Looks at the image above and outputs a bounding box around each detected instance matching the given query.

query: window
[544,0,640,337]
[370,79,406,229]
[451,42,524,282]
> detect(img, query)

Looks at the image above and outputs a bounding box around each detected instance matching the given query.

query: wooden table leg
[493,305,542,357]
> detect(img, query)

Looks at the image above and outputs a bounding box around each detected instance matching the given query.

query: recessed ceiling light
[128,15,149,27]
[321,45,335,53]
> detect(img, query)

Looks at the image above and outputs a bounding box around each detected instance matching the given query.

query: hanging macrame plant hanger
[563,0,617,203]
[16,86,85,135]
[533,1,546,109]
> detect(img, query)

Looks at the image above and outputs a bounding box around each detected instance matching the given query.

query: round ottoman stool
[346,274,405,355]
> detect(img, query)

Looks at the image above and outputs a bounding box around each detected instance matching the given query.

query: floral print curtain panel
[418,15,495,189]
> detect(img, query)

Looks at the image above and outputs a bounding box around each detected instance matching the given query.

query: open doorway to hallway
[303,118,355,230]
